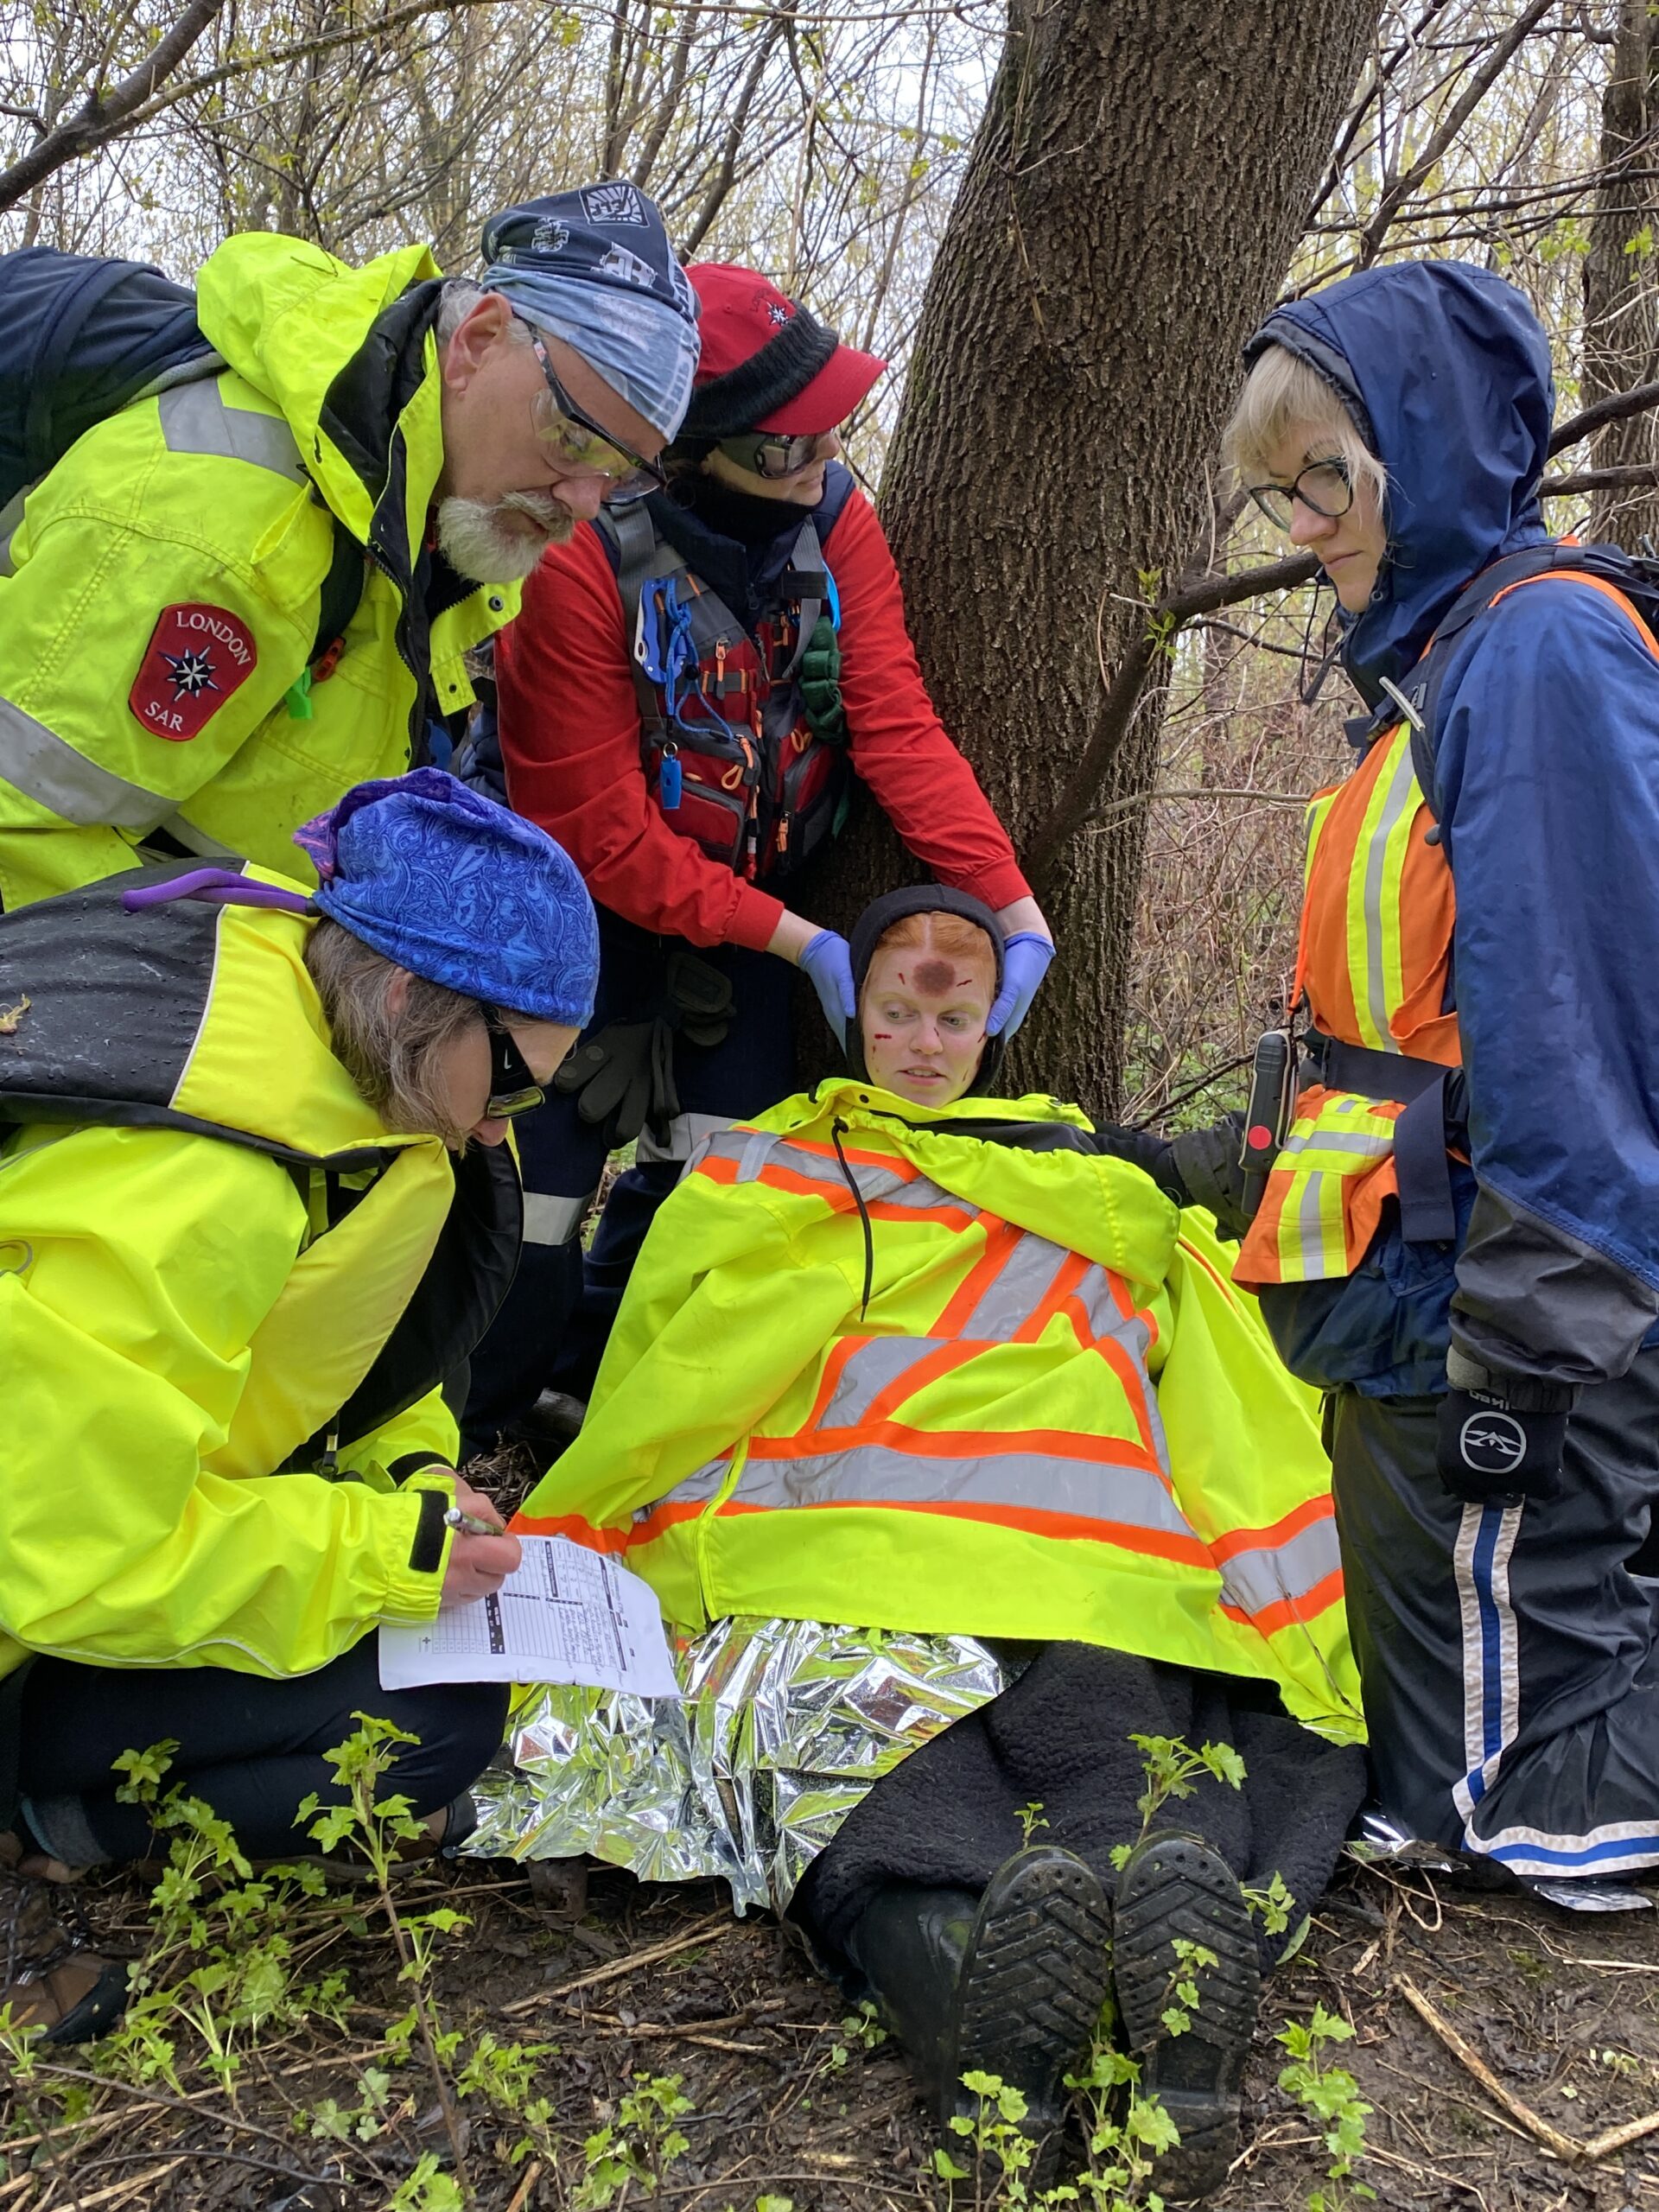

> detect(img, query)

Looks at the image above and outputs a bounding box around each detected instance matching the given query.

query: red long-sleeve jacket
[495,483,1031,950]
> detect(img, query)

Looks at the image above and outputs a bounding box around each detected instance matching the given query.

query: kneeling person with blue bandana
[0,771,597,2041]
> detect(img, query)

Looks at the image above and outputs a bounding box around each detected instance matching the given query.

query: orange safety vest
[1235,566,1659,1287]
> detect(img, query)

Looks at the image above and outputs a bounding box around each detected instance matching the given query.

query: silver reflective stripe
[157,380,305,482]
[0,486,28,579]
[958,1230,1072,1340]
[637,1109,734,1166]
[697,1128,919,1207]
[721,1446,1198,1535]
[521,1190,595,1247]
[1276,1123,1393,1161]
[734,1128,781,1183]
[821,1336,945,1428]
[146,812,241,860]
[1218,1515,1343,1618]
[0,696,169,828]
[1361,735,1418,1049]
[642,1458,732,1515]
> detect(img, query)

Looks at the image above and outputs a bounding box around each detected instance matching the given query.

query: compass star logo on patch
[766,302,791,327]
[162,647,220,702]
[130,603,257,741]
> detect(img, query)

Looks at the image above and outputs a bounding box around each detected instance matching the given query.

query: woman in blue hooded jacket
[1155,261,1659,1902]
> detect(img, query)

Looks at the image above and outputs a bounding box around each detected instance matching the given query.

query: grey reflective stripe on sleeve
[1217,1514,1344,1619]
[0,696,170,828]
[145,812,242,860]
[637,1110,734,1166]
[0,486,27,579]
[521,1190,596,1247]
[157,381,306,482]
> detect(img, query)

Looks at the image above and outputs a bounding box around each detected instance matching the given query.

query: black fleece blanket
[795,1643,1367,1966]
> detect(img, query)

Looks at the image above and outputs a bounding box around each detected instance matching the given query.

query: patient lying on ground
[477,887,1367,2198]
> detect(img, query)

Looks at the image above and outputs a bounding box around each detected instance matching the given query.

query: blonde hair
[305,917,483,1147]
[868,910,997,997]
[1224,342,1386,515]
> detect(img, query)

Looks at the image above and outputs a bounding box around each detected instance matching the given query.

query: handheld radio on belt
[1238,1027,1296,1220]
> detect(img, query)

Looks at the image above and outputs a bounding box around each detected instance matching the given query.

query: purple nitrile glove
[800,928,857,1046]
[986,931,1055,1038]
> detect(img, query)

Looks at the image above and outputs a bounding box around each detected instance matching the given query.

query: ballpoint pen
[444,1506,508,1537]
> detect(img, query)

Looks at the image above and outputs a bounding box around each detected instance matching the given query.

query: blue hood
[1246,261,1554,699]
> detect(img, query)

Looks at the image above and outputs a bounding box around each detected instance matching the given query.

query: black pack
[0,245,363,671]
[1353,540,1659,816]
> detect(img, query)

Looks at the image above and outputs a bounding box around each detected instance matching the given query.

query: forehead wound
[912,956,957,996]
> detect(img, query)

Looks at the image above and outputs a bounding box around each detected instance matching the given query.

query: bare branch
[0,0,227,212]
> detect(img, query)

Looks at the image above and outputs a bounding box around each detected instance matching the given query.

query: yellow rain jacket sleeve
[0,1122,454,1682]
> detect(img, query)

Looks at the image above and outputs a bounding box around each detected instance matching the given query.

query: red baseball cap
[686,264,887,435]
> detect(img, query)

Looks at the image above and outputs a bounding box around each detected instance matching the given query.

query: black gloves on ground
[1434,1363,1575,1507]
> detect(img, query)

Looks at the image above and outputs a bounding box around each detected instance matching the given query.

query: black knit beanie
[680,302,840,442]
[843,885,1007,1096]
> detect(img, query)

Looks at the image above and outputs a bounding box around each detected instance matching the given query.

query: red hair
[868,910,997,997]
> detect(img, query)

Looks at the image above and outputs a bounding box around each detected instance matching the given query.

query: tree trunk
[1584,0,1659,555]
[804,0,1377,1117]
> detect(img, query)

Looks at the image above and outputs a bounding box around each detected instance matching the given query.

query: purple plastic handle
[122,867,315,916]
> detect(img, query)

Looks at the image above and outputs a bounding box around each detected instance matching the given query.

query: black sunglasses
[526,331,666,498]
[483,1009,545,1121]
[716,429,831,480]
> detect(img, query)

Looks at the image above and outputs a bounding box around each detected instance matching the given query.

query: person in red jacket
[461,264,1052,1446]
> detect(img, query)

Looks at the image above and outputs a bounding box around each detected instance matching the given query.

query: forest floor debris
[7,1853,1659,2211]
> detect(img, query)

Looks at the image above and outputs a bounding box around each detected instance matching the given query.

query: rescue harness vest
[601,480,855,883]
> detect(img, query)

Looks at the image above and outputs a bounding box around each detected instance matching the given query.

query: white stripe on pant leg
[1452,1503,1488,1821]
[1453,1501,1525,1840]
[521,1190,595,1246]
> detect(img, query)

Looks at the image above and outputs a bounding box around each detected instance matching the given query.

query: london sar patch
[129,603,258,741]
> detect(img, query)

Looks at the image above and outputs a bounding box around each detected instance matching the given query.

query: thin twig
[499,1910,733,2015]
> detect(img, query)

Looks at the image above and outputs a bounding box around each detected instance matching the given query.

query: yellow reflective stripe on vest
[1262,1094,1401,1281]
[1346,727,1421,1050]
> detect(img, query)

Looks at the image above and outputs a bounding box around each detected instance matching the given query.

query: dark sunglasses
[716,429,832,480]
[526,331,666,499]
[483,1009,545,1121]
[1245,455,1355,532]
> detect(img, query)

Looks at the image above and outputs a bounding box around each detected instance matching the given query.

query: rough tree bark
[1583,0,1659,554]
[801,0,1379,1117]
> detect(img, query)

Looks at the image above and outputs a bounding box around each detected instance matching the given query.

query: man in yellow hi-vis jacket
[506,887,1366,2202]
[0,183,698,912]
[0,772,596,2041]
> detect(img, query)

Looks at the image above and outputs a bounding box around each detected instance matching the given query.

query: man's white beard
[435,490,575,582]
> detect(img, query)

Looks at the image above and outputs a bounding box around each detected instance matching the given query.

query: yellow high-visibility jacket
[517,1083,1363,1740]
[0,234,518,912]
[0,866,520,1682]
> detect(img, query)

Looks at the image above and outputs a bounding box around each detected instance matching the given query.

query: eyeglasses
[528,332,665,499]
[483,1008,545,1121]
[716,429,833,480]
[1245,456,1354,531]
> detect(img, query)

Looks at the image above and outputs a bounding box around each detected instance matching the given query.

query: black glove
[1166,1113,1252,1239]
[1090,1122,1187,1205]
[1434,1375,1572,1506]
[554,1020,678,1147]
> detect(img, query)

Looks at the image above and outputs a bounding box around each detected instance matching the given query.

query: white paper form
[378,1535,679,1697]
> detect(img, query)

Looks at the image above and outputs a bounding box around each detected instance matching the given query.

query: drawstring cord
[830,1116,874,1319]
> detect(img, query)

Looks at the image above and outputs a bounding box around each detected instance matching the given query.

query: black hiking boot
[846,1845,1113,2174]
[1,1839,128,2044]
[1111,1831,1262,2202]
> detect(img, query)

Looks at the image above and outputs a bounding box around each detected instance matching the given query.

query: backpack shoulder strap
[1392,544,1591,817]
[598,502,684,732]
[308,508,367,674]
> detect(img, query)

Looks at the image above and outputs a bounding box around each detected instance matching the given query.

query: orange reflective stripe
[745,1414,1164,1473]
[710,1492,1217,1566]
[1489,568,1659,662]
[931,1215,1024,1336]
